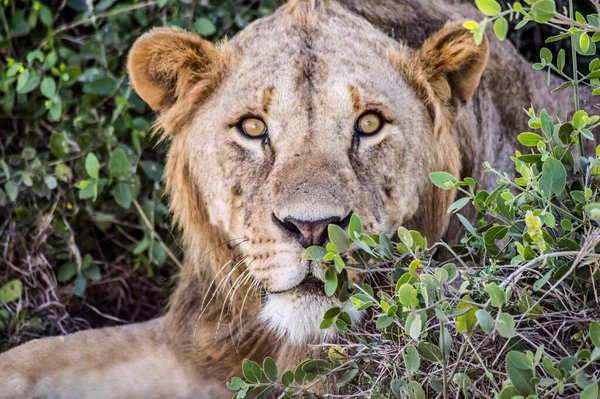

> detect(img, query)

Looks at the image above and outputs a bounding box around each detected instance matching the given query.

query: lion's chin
[259,288,364,345]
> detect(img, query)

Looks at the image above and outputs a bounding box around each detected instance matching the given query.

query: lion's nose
[273,214,350,248]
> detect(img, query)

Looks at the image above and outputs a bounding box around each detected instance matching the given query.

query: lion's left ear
[415,21,489,110]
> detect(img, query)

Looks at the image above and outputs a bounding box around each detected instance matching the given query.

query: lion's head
[128,0,488,344]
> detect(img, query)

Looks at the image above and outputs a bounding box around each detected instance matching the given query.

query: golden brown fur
[1,0,596,398]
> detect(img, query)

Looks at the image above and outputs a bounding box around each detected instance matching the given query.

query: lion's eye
[239,117,267,138]
[355,112,383,136]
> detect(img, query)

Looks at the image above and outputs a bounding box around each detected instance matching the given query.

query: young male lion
[0,0,596,398]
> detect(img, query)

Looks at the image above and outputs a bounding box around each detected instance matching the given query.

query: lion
[0,0,596,398]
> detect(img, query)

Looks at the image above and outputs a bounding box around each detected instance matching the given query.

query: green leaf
[497,312,516,338]
[0,280,23,303]
[226,377,245,390]
[83,264,101,281]
[83,77,116,95]
[418,341,443,363]
[112,183,133,209]
[195,17,217,36]
[456,295,477,333]
[533,270,552,292]
[540,109,554,137]
[85,153,100,179]
[48,97,62,121]
[404,344,420,373]
[557,48,565,72]
[476,309,494,333]
[406,312,422,340]
[429,172,457,190]
[263,357,277,382]
[397,226,414,249]
[573,110,588,128]
[336,368,358,388]
[40,77,56,99]
[281,370,294,387]
[398,283,419,308]
[580,32,591,53]
[242,359,263,383]
[475,0,502,16]
[140,161,164,181]
[407,381,425,399]
[301,359,332,375]
[590,321,600,348]
[530,0,556,23]
[303,245,327,260]
[484,282,505,307]
[453,373,472,394]
[539,157,566,198]
[58,262,77,282]
[443,263,458,282]
[74,274,87,297]
[17,69,41,94]
[581,381,599,399]
[376,314,394,329]
[50,132,69,158]
[493,17,508,40]
[328,224,349,253]
[348,213,362,239]
[447,197,470,214]
[506,352,535,395]
[518,132,545,147]
[435,268,449,284]
[540,48,553,64]
[350,294,372,310]
[5,181,19,202]
[585,203,600,220]
[79,180,98,200]
[379,233,393,259]
[39,5,53,26]
[110,148,129,179]
[324,268,337,297]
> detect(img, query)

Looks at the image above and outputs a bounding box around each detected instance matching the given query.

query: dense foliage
[0,0,275,350]
[227,1,600,398]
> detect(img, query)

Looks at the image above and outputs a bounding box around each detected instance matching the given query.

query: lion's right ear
[128,27,229,132]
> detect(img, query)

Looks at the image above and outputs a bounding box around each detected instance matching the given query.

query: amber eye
[239,117,267,138]
[355,112,383,136]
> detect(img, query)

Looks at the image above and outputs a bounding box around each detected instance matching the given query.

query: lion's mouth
[268,275,324,295]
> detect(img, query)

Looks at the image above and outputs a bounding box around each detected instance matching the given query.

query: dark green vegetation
[0,0,275,350]
[0,0,599,397]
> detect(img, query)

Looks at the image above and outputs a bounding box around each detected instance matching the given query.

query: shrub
[227,1,600,398]
[0,0,275,350]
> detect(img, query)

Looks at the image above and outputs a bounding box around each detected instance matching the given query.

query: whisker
[238,276,261,332]
[198,237,248,264]
[193,257,246,339]
[215,267,253,334]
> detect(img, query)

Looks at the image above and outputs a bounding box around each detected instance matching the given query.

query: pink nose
[274,215,343,248]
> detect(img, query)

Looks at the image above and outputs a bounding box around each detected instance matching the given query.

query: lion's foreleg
[0,318,229,399]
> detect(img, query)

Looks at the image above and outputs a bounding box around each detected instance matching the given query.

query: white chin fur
[260,292,364,345]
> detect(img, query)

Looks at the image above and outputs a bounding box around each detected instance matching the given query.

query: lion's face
[128,1,488,344]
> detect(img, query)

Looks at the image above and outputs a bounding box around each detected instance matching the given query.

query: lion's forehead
[225,5,408,102]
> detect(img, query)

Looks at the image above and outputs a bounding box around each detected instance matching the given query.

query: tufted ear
[415,21,489,112]
[127,27,229,133]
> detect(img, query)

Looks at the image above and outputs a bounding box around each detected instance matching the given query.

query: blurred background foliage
[0,0,594,351]
[0,0,276,350]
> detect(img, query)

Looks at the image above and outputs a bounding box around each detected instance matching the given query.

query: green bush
[0,0,275,349]
[226,1,600,398]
